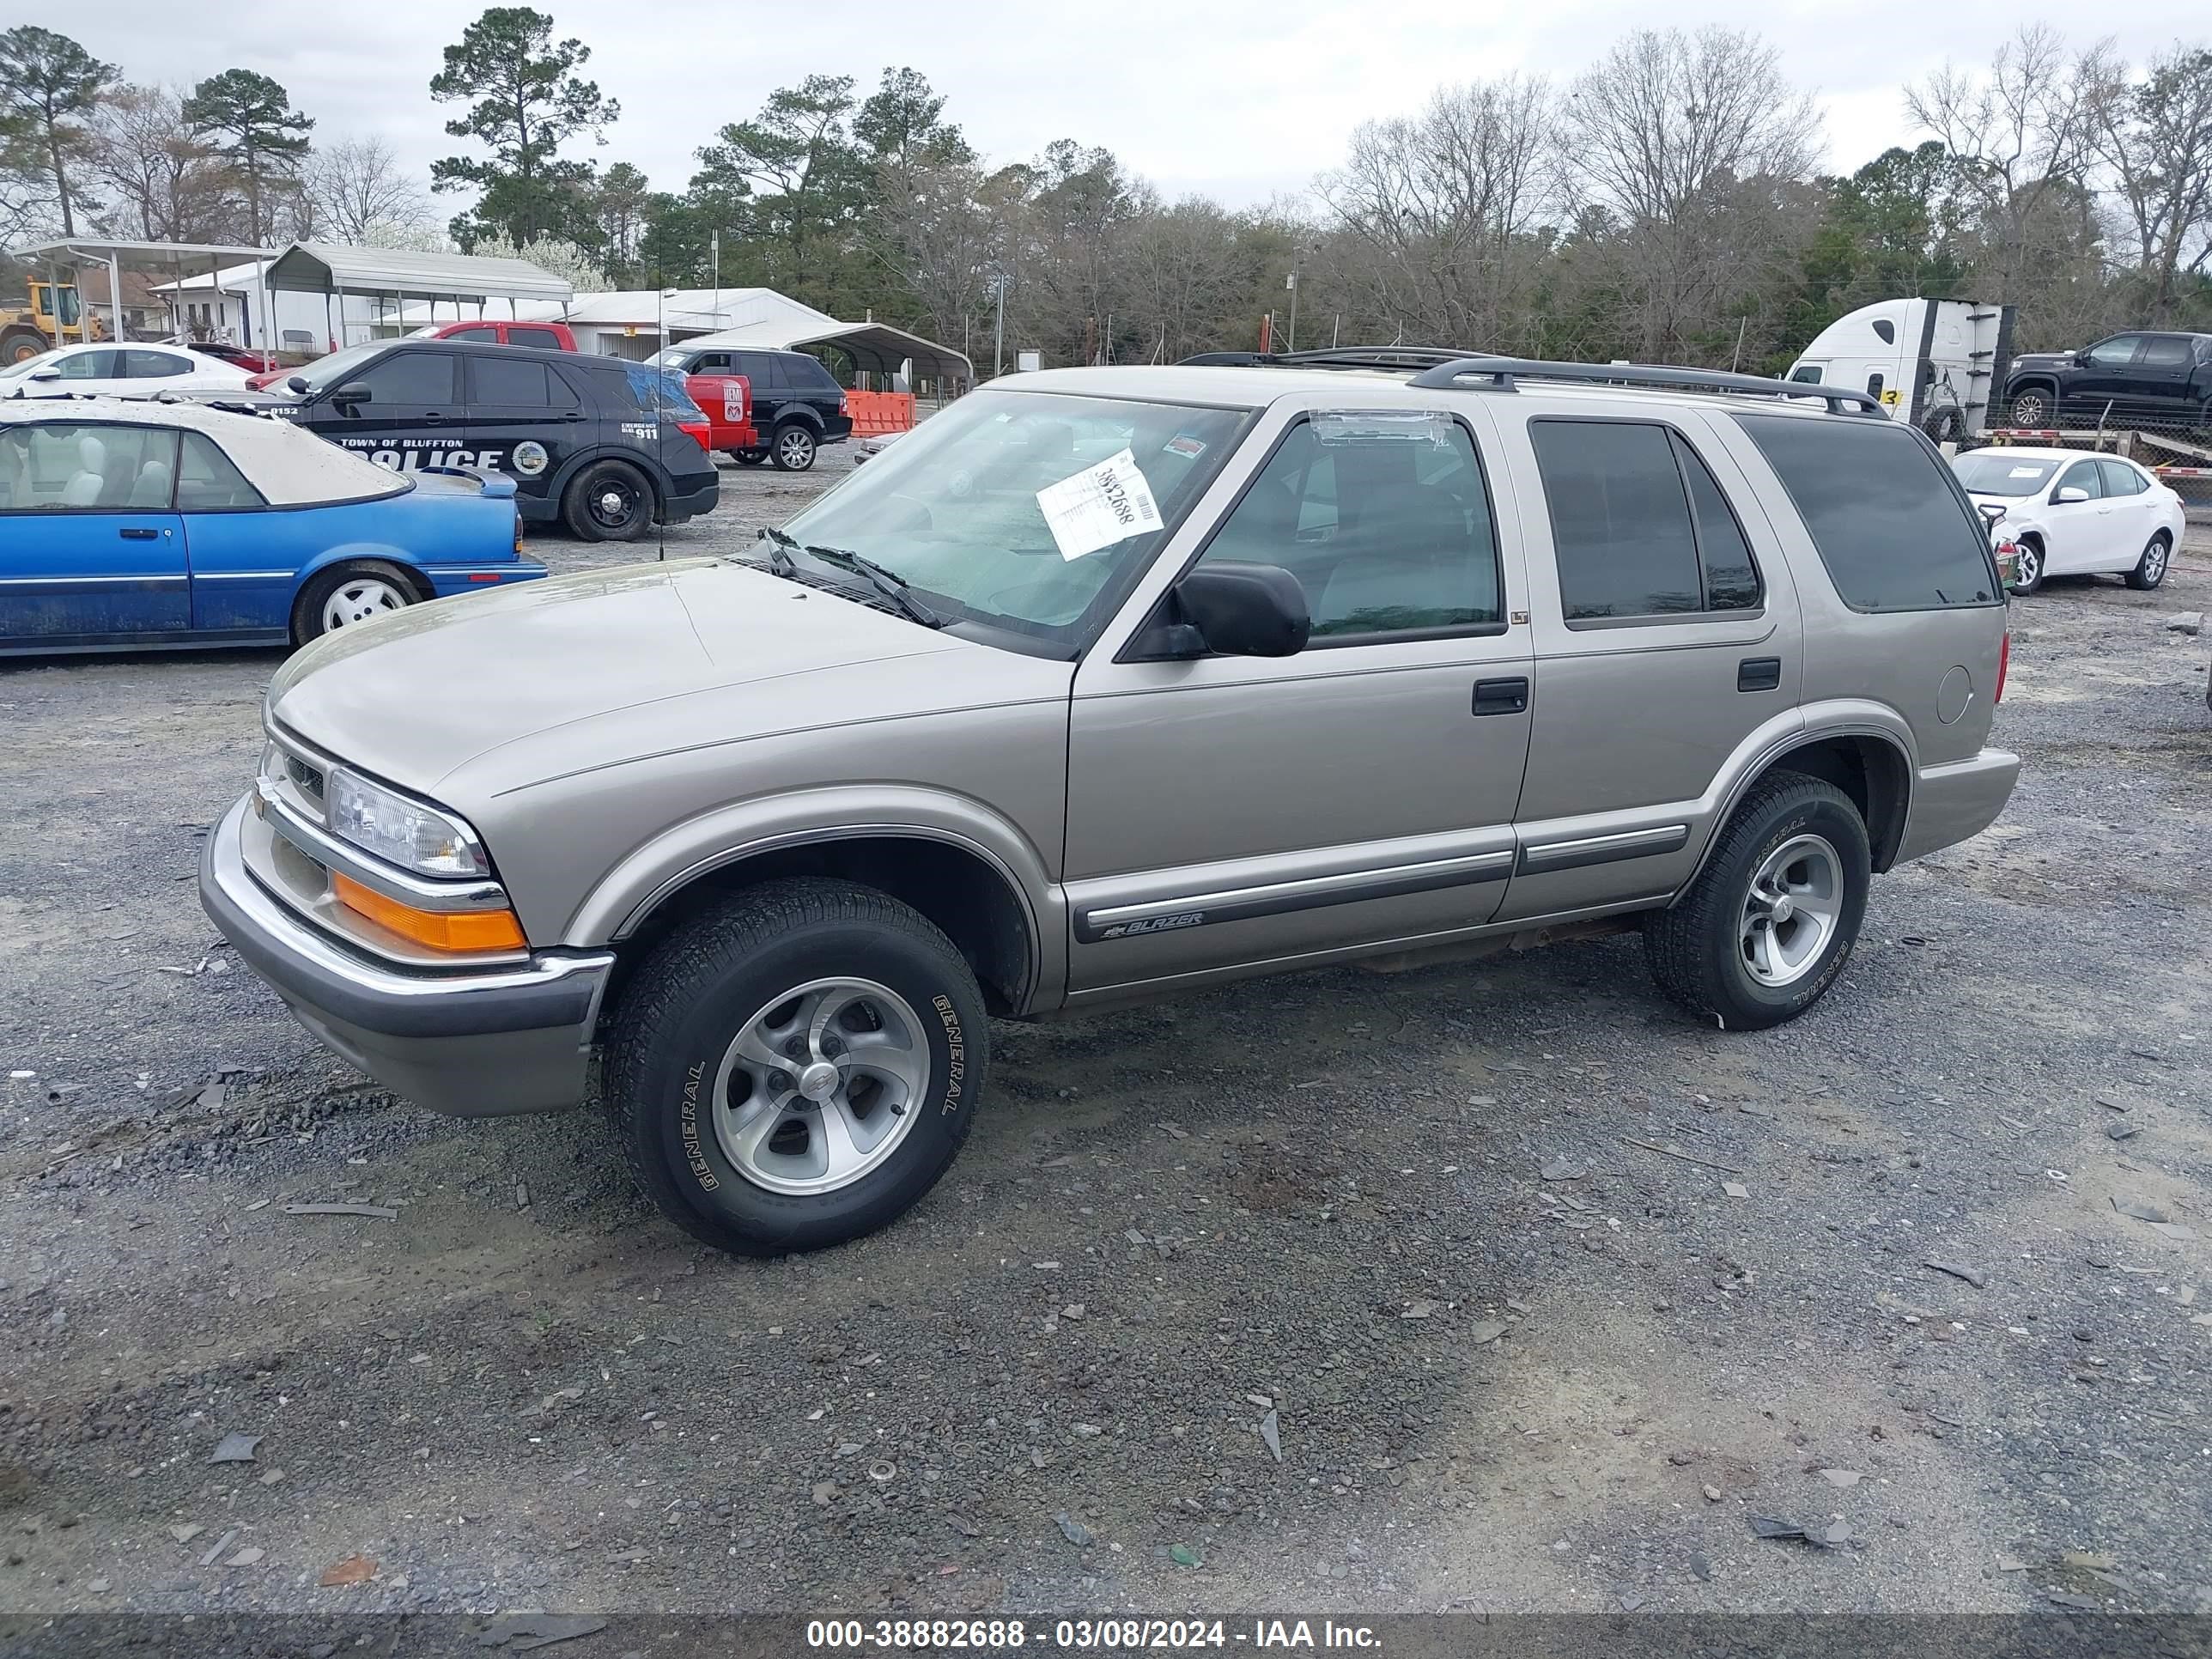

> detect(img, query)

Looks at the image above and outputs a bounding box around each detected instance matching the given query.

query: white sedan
[1952,446,2185,594]
[0,342,256,402]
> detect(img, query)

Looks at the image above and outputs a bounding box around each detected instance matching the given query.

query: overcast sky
[70,0,2212,213]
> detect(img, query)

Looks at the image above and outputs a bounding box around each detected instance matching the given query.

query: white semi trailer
[1785,298,2015,443]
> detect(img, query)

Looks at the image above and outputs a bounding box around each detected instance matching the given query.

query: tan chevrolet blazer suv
[203,353,2020,1255]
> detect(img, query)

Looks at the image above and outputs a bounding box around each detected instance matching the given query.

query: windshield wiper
[753,526,799,577]
[800,543,943,629]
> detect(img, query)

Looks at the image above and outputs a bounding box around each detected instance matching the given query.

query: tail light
[1995,631,2009,705]
[839,393,850,416]
[678,420,711,451]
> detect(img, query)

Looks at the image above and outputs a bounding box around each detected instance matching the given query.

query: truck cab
[1787,298,2014,444]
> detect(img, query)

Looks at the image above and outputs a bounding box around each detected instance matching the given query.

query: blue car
[0,400,546,656]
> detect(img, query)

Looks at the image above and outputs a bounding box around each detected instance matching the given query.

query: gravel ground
[1,449,2208,1624]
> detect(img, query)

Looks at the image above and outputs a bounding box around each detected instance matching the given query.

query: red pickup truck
[247,319,759,455]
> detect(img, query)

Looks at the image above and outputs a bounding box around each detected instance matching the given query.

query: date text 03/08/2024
[804,1619,1382,1650]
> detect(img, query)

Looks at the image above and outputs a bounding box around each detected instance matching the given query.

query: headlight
[325,767,489,878]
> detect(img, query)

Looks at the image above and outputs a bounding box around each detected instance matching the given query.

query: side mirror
[331,382,372,411]
[285,374,309,393]
[1168,562,1310,658]
[2052,485,2089,504]
[27,367,59,382]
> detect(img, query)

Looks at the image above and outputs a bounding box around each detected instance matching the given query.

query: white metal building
[517,288,972,390]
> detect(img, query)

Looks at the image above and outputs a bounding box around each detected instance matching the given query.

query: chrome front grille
[285,753,325,805]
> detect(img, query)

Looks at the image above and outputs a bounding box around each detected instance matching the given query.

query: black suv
[252,339,719,541]
[2004,331,2212,428]
[653,344,853,471]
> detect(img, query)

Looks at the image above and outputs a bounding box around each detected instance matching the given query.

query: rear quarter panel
[1700,416,2005,769]
[185,483,528,632]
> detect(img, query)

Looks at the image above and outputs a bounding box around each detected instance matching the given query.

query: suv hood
[268,558,978,792]
[2010,352,2069,368]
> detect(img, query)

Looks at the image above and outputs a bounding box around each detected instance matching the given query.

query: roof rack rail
[1176,344,1485,373]
[1406,356,1884,417]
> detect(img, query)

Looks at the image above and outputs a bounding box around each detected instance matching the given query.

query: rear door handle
[118,527,161,540]
[1472,676,1529,716]
[1738,657,1782,692]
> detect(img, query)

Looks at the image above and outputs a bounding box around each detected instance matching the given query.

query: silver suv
[203,355,2020,1255]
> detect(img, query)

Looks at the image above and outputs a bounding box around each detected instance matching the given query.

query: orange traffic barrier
[846,391,916,436]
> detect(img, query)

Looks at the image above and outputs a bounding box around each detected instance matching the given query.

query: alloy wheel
[321,575,408,631]
[1739,834,1843,988]
[711,977,929,1194]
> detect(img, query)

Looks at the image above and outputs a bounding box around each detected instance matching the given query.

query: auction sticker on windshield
[1036,448,1164,561]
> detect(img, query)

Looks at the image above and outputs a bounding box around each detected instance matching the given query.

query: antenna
[656,274,668,562]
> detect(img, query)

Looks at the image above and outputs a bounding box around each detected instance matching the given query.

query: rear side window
[793,355,841,388]
[2137,337,2192,368]
[737,352,786,387]
[2097,459,2148,497]
[445,325,496,343]
[1735,414,1999,611]
[178,430,264,509]
[508,326,564,349]
[471,356,557,406]
[1529,420,1761,621]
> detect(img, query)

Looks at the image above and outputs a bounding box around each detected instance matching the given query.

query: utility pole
[989,273,1010,378]
[1285,266,1299,354]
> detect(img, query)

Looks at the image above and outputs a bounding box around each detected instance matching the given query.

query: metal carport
[10,237,274,348]
[263,244,573,347]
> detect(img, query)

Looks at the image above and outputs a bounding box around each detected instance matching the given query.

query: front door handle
[422,411,446,426]
[1472,676,1529,716]
[1738,657,1782,692]
[118,526,161,540]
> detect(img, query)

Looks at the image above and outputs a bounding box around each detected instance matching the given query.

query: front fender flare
[562,784,1066,1007]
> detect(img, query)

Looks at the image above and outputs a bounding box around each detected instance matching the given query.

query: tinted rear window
[1734,415,1999,611]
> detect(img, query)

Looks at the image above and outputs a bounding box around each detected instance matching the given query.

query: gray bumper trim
[200,796,612,1041]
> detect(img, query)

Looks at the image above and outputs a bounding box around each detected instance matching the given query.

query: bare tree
[1318,75,1557,349]
[1906,25,2118,313]
[2089,44,2212,325]
[301,134,429,244]
[85,84,242,243]
[1564,27,1820,360]
[868,156,996,358]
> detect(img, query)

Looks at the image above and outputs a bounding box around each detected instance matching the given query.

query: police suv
[252,338,719,542]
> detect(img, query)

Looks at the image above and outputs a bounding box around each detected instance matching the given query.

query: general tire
[732,450,768,466]
[604,878,988,1255]
[562,459,654,541]
[1644,773,1870,1031]
[2124,530,2171,591]
[2008,536,2046,595]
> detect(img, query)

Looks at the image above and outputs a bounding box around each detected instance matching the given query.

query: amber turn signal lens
[331,873,527,952]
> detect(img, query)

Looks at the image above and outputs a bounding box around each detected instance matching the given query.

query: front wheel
[1644,774,1870,1031]
[562,459,653,541]
[605,878,989,1256]
[2009,537,2046,595]
[2008,388,2052,428]
[2124,531,2172,591]
[770,422,817,471]
[292,560,420,645]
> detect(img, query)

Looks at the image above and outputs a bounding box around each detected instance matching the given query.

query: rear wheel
[770,422,817,471]
[605,878,989,1255]
[2009,536,2046,595]
[562,459,653,541]
[2008,387,2052,428]
[1644,774,1870,1031]
[291,560,420,645]
[2124,531,2171,591]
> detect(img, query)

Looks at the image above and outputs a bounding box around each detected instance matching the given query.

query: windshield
[0,348,64,380]
[650,348,691,370]
[290,341,394,392]
[1953,453,2059,497]
[779,390,1251,653]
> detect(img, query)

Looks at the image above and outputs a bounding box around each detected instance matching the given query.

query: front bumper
[199,796,611,1117]
[1893,746,2022,865]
